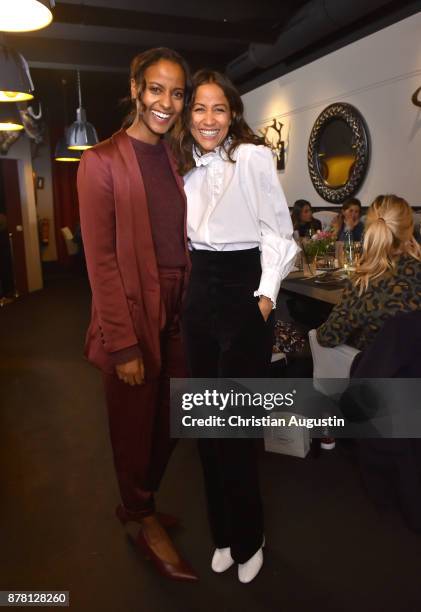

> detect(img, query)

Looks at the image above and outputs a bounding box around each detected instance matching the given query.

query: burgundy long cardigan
[77,128,191,378]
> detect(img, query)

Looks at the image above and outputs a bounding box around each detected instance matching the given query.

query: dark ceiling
[3,0,421,141]
[5,0,421,89]
[6,0,307,75]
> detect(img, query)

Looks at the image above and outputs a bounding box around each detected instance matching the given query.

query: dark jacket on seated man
[316,255,421,351]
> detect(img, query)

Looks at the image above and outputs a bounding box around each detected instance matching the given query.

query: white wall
[243,11,421,208]
[4,135,43,292]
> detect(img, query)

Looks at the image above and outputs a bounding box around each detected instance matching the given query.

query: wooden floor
[1,271,421,612]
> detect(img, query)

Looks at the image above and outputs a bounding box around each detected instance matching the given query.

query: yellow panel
[321,155,356,187]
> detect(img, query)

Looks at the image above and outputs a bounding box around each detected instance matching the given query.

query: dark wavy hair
[172,69,266,175]
[291,199,312,229]
[122,47,192,129]
[342,197,362,212]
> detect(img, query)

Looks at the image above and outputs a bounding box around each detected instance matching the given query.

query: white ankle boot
[238,539,265,584]
[211,547,234,573]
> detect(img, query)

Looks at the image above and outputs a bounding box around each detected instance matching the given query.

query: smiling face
[130,59,185,144]
[190,83,232,152]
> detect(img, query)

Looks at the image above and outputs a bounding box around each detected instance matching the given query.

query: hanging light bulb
[0,44,34,102]
[1,0,54,33]
[55,135,81,162]
[67,71,98,151]
[0,103,24,131]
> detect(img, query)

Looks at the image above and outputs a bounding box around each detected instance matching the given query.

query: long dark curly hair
[172,69,266,175]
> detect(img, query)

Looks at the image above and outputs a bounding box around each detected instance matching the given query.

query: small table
[281,271,344,305]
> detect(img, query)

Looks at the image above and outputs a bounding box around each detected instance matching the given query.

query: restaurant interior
[1,1,421,610]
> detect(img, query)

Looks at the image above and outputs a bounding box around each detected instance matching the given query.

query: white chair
[271,351,286,364]
[308,329,360,397]
[313,210,338,231]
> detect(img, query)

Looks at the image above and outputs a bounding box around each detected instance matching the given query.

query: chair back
[308,329,360,396]
[313,210,338,231]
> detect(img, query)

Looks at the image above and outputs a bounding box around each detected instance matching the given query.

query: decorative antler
[27,102,42,120]
[272,119,284,138]
[258,117,286,171]
[258,125,270,139]
[0,131,22,155]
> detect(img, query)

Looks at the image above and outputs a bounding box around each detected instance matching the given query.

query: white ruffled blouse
[183,143,299,306]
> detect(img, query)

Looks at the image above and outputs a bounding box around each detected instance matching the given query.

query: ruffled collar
[192,137,233,167]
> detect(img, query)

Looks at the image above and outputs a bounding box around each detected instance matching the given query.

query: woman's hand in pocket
[258,296,273,322]
[116,358,145,386]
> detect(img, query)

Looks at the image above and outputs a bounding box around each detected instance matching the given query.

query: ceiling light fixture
[67,71,98,151]
[0,43,34,102]
[0,103,24,132]
[1,0,54,33]
[55,134,82,162]
[55,79,81,162]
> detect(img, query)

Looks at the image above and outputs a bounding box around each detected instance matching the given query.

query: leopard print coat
[316,255,421,350]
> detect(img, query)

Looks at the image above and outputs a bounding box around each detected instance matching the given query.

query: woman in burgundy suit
[77,48,197,581]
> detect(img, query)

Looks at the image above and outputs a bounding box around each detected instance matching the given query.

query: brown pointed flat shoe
[133,526,198,582]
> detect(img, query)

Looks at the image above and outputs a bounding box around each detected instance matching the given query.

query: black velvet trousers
[182,248,274,563]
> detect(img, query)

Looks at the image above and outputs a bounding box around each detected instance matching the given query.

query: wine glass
[353,241,362,264]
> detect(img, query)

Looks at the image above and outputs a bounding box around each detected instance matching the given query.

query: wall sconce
[258,119,285,170]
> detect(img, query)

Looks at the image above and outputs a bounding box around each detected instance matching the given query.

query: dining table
[280,269,346,305]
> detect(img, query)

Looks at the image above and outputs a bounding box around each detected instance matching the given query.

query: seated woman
[317,194,421,351]
[332,197,364,242]
[291,199,322,237]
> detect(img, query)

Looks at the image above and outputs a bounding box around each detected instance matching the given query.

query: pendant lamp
[55,134,81,162]
[0,103,24,131]
[67,71,98,151]
[0,44,34,102]
[1,0,54,33]
[55,80,81,162]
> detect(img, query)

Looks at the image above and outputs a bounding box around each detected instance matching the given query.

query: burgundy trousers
[102,267,187,514]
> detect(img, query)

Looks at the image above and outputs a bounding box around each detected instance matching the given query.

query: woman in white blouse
[174,70,298,583]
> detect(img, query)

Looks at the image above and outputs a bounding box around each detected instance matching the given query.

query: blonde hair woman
[317,195,421,350]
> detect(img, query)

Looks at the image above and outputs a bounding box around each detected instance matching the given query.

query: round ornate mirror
[308,103,369,203]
